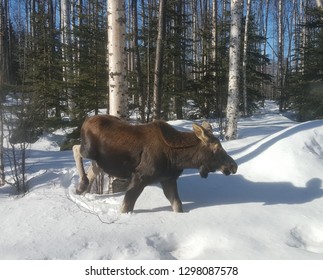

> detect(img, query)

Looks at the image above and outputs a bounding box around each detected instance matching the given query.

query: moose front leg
[120,173,146,213]
[161,179,183,212]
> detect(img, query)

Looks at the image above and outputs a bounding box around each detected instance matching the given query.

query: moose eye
[212,145,221,154]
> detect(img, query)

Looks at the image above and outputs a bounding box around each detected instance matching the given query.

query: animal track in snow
[287,225,323,254]
[146,233,178,259]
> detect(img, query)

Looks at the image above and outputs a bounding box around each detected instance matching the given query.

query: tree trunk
[152,0,167,120]
[173,0,184,120]
[262,0,270,102]
[0,0,4,90]
[107,0,128,119]
[132,0,145,122]
[145,0,152,122]
[106,0,128,193]
[61,0,74,118]
[225,0,243,141]
[191,0,198,81]
[0,0,9,89]
[242,0,251,116]
[277,0,284,112]
[211,0,218,82]
[0,105,4,185]
[0,0,7,185]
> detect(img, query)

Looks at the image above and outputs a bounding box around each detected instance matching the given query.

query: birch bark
[225,0,243,140]
[107,0,128,119]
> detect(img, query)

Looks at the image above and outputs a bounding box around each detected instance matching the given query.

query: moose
[73,115,237,213]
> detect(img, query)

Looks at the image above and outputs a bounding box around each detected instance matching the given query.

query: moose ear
[192,123,210,143]
[201,121,213,133]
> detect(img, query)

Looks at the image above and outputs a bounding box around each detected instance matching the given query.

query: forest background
[0,0,323,186]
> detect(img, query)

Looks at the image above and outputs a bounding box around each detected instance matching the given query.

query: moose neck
[171,143,204,170]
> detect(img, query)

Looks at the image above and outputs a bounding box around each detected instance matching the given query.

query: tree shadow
[0,185,18,197]
[178,172,323,212]
[27,149,76,171]
[231,120,323,165]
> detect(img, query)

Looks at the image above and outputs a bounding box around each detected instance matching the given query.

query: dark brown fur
[75,115,237,213]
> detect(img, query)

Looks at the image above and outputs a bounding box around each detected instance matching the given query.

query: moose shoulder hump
[154,121,200,148]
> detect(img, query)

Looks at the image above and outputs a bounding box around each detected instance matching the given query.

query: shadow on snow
[232,120,323,165]
[178,172,323,212]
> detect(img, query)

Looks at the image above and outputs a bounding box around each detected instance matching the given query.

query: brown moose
[73,115,237,213]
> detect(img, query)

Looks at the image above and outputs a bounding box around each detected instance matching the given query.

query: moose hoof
[76,177,89,195]
[172,202,183,213]
[120,203,134,214]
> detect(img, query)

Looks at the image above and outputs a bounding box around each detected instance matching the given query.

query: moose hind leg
[161,179,183,212]
[73,145,89,194]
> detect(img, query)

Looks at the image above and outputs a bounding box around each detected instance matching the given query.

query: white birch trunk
[107,0,128,119]
[106,0,128,193]
[225,0,243,140]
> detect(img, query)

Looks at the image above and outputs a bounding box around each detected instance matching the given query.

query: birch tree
[105,0,129,193]
[107,0,128,119]
[225,0,244,140]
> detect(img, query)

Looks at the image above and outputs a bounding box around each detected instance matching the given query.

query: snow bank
[239,120,323,186]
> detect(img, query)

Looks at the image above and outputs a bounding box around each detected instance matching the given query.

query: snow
[1,100,323,260]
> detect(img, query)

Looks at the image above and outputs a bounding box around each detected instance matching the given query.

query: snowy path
[1,101,323,259]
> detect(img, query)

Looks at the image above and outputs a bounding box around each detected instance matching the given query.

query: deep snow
[0,101,323,260]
